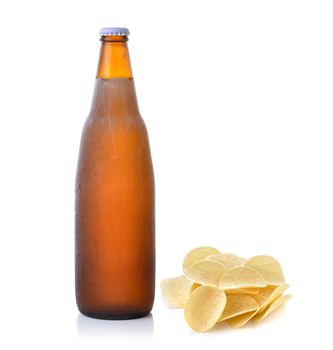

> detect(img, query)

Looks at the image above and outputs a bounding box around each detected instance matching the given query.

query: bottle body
[75,33,155,319]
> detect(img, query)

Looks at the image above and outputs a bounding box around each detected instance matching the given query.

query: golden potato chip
[218,294,259,322]
[251,285,276,305]
[226,310,258,328]
[252,294,292,323]
[245,255,285,285]
[204,253,246,270]
[225,287,274,327]
[226,288,260,295]
[218,266,267,290]
[160,276,193,308]
[227,284,289,326]
[183,246,221,272]
[186,260,227,287]
[184,285,227,332]
[254,283,289,313]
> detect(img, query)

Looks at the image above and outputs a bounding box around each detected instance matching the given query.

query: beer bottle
[75,28,155,319]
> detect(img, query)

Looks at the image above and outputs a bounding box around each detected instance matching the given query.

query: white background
[0,0,332,348]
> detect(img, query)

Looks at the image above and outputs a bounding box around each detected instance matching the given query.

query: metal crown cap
[99,27,130,36]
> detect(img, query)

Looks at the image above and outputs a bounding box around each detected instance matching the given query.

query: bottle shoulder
[80,113,149,143]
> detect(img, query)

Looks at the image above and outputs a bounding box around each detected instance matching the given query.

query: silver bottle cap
[99,27,130,36]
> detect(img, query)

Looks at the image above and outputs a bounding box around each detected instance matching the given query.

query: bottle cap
[99,27,130,36]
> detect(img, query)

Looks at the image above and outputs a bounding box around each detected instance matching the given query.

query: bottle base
[80,310,151,320]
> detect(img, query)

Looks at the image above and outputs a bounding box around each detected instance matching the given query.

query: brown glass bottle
[75,28,155,320]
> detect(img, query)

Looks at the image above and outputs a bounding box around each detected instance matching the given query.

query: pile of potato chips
[161,246,291,332]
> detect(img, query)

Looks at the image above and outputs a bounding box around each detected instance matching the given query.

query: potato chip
[204,253,246,270]
[227,284,289,326]
[252,294,292,323]
[226,310,258,328]
[186,260,227,287]
[183,246,221,272]
[184,285,227,332]
[160,276,193,308]
[218,294,259,322]
[218,266,267,290]
[245,255,285,285]
[254,283,289,313]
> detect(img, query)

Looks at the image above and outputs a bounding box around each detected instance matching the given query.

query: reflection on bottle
[76,312,154,339]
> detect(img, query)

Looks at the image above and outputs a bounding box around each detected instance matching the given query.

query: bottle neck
[91,35,139,117]
[96,36,133,79]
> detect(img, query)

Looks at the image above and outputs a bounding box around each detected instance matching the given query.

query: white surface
[0,0,332,348]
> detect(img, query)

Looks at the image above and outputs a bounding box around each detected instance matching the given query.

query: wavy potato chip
[161,276,194,308]
[183,247,221,272]
[227,310,258,328]
[184,285,227,332]
[218,294,259,322]
[227,284,289,326]
[186,260,227,287]
[245,255,285,285]
[219,266,267,290]
[204,253,246,270]
[252,294,292,323]
[254,283,289,313]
